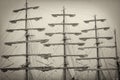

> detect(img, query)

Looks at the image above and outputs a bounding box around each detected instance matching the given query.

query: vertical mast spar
[63,7,67,80]
[77,15,119,79]
[94,15,101,80]
[43,7,86,80]
[114,30,120,80]
[25,0,29,80]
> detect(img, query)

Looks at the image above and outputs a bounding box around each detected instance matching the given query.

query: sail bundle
[5,39,49,46]
[6,28,45,32]
[10,17,42,23]
[13,6,39,13]
[81,27,110,33]
[45,32,81,37]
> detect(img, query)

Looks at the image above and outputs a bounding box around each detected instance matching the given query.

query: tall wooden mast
[25,0,29,80]
[114,30,120,80]
[82,15,107,80]
[63,7,67,80]
[94,15,101,80]
[44,7,87,80]
[0,0,49,80]
[76,15,118,80]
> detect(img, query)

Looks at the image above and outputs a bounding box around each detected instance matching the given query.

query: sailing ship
[0,0,120,80]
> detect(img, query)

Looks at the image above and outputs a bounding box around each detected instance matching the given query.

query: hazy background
[0,0,120,80]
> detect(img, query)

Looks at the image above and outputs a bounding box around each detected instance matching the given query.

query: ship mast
[44,7,88,80]
[114,30,120,80]
[25,0,29,80]
[0,0,50,80]
[83,15,107,80]
[76,15,119,80]
[63,7,67,80]
[94,15,101,80]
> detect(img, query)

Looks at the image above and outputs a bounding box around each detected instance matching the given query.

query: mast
[0,0,49,80]
[63,7,67,80]
[76,15,117,80]
[94,15,101,80]
[114,30,120,80]
[84,15,106,80]
[44,7,88,80]
[25,0,29,80]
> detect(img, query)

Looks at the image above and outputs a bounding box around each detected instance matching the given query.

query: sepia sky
[0,0,120,80]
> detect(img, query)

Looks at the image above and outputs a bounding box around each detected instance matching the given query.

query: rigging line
[76,59,87,67]
[9,10,24,29]
[37,60,63,79]
[32,47,37,67]
[0,59,10,67]
[4,73,12,80]
[6,58,15,66]
[100,70,107,80]
[45,57,54,66]
[85,48,97,67]
[42,72,47,80]
[30,41,39,68]
[66,25,75,66]
[2,62,14,68]
[67,69,72,78]
[0,32,9,43]
[85,45,97,68]
[28,30,38,67]
[0,34,14,53]
[15,33,25,41]
[74,71,78,80]
[14,11,23,20]
[95,72,97,80]
[29,70,35,80]
[28,40,34,68]
[0,46,18,66]
[53,44,61,54]
[28,38,33,67]
[36,60,54,67]
[101,49,113,80]
[51,45,62,67]
[67,46,75,67]
[36,71,43,80]
[50,57,61,68]
[115,70,118,80]
[2,8,22,31]
[29,42,32,67]
[38,46,45,54]
[0,58,4,67]
[35,50,41,67]
[64,25,76,78]
[45,70,59,80]
[108,63,116,67]
[2,45,18,55]
[87,71,90,80]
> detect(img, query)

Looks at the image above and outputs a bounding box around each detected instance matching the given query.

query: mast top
[94,15,96,18]
[63,6,65,11]
[26,0,28,3]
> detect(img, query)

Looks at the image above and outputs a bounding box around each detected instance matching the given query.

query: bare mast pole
[94,15,101,80]
[114,30,120,80]
[25,0,29,80]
